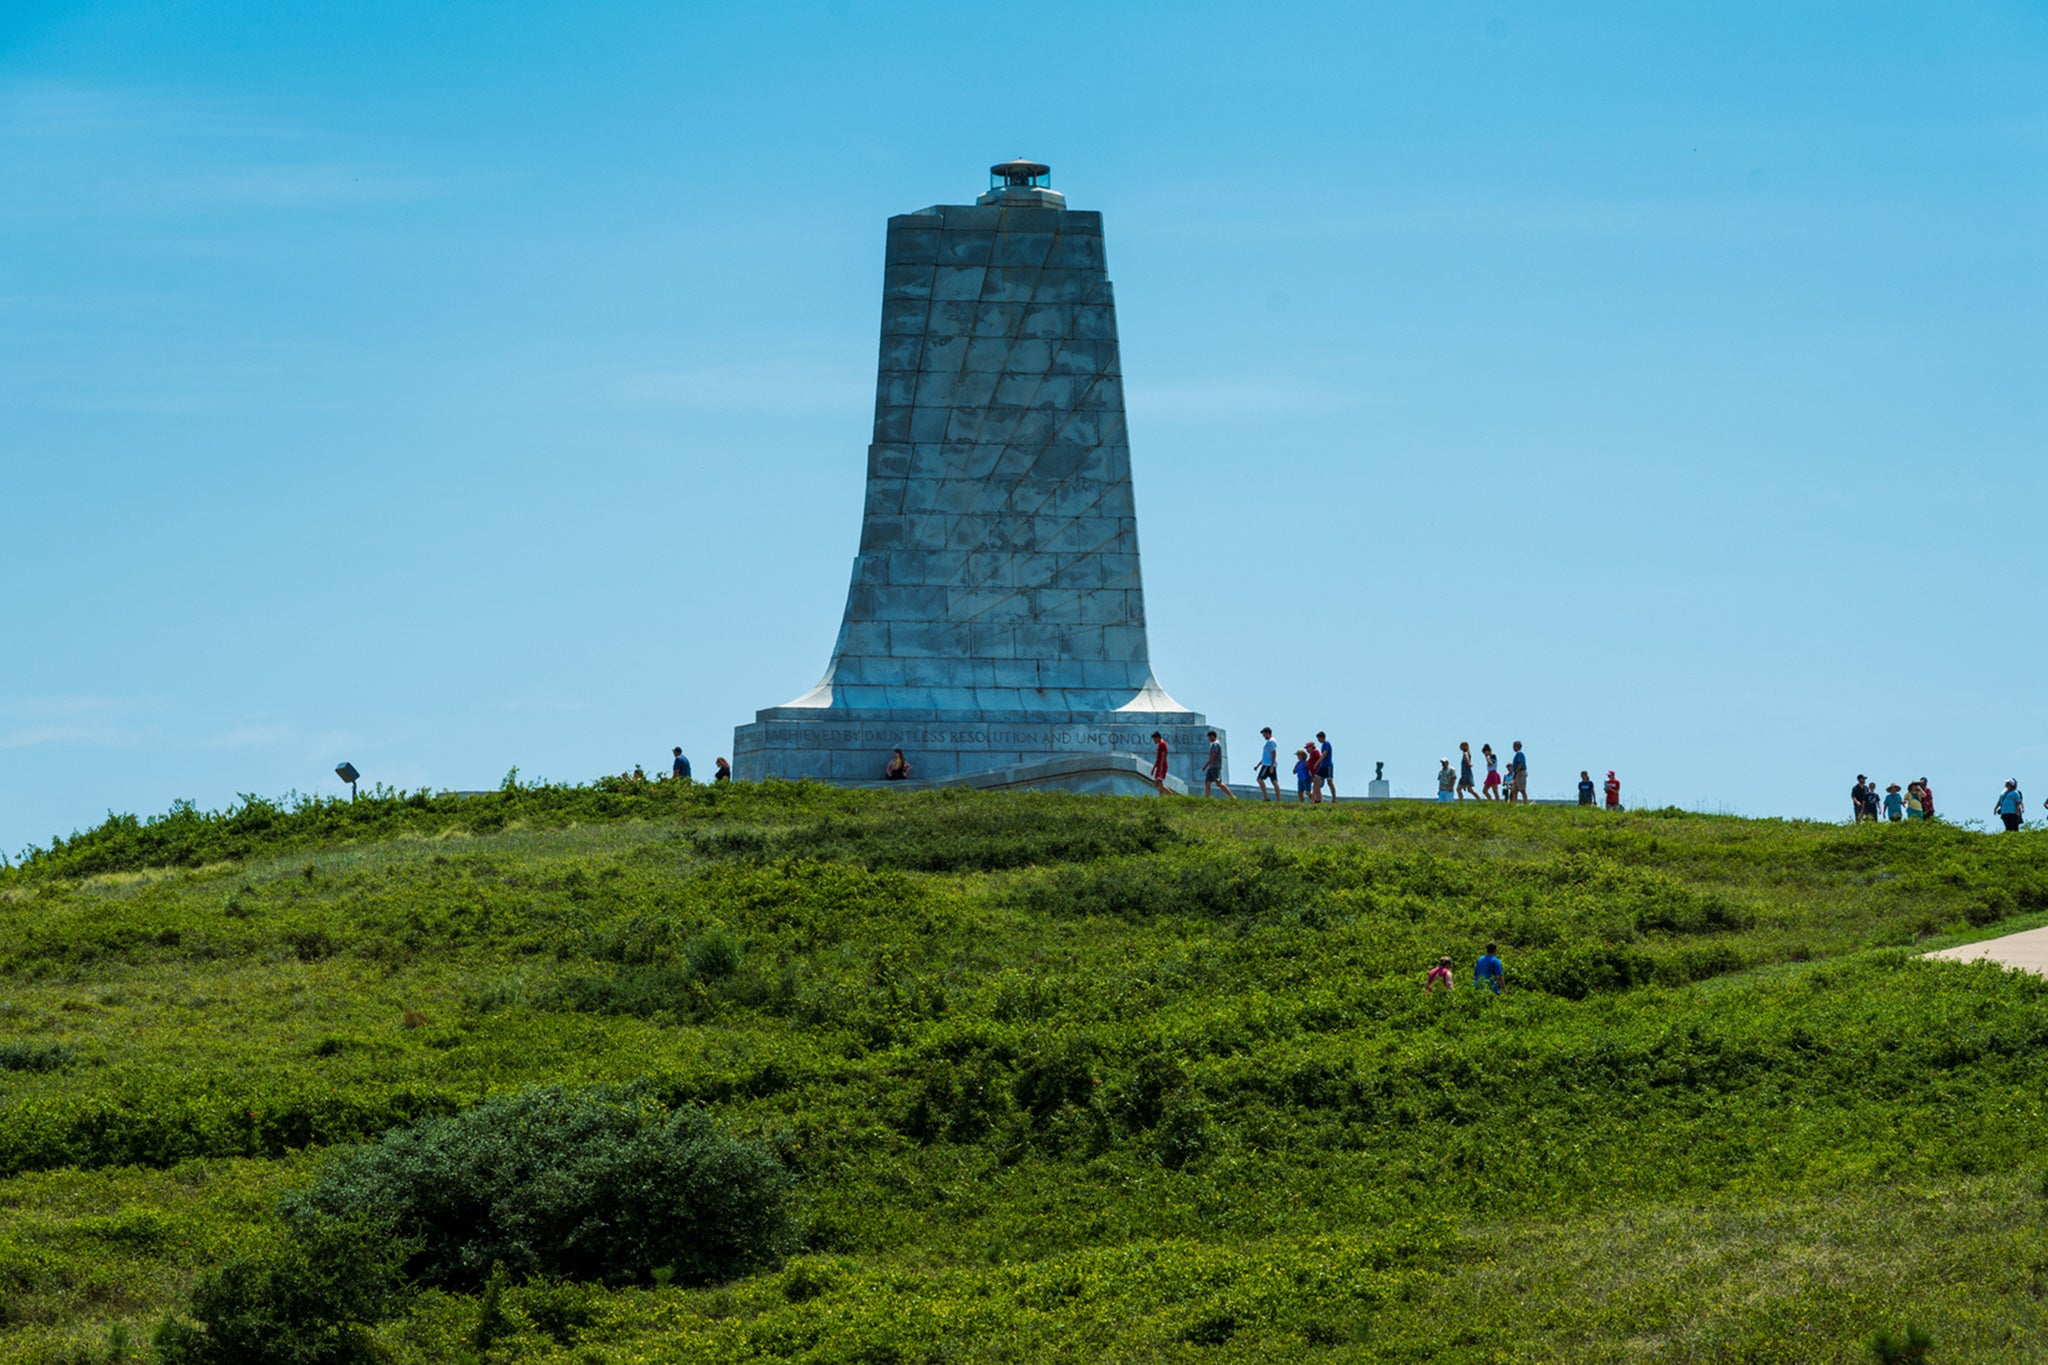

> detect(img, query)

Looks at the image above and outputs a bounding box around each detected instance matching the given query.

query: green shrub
[153,1217,408,1365]
[283,1087,792,1290]
[685,927,743,980]
[1867,1322,1934,1364]
[0,1041,74,1073]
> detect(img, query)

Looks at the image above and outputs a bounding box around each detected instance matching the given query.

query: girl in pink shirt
[1424,956,1455,991]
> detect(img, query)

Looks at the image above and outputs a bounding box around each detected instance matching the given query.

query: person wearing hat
[1603,770,1622,810]
[1436,759,1457,801]
[1994,780,2025,833]
[1883,783,1904,821]
[1254,727,1279,802]
[1904,780,1924,819]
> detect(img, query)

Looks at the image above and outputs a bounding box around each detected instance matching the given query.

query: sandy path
[1923,924,2048,977]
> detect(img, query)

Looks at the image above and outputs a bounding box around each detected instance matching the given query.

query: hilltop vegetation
[2,782,2048,1362]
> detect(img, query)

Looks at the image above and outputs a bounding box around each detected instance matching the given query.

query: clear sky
[4,0,2044,856]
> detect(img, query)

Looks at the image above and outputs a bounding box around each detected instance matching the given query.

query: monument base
[733,707,1223,792]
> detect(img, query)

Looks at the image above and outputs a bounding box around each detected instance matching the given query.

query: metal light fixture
[335,762,360,801]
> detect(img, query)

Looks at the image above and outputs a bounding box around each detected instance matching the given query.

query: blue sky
[4,0,2044,855]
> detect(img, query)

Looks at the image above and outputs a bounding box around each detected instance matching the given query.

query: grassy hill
[3,782,2048,1363]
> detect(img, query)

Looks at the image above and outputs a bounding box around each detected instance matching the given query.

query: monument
[733,160,1222,793]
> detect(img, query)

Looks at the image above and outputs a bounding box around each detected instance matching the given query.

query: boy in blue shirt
[1475,942,1506,994]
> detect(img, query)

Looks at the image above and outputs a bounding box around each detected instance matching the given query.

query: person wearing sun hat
[1883,783,1905,821]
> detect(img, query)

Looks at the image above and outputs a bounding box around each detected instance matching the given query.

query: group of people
[1849,774,1935,824]
[1424,942,1509,994]
[1431,742,1534,803]
[1154,727,1340,802]
[1848,773,2036,834]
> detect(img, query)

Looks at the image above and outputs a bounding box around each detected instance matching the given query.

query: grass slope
[3,783,2048,1363]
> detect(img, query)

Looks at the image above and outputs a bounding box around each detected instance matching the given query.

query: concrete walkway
[1923,925,2048,977]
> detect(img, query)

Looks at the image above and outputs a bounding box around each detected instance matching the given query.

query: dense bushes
[1009,846,1307,920]
[154,1217,408,1365]
[8,789,2048,1359]
[691,791,1181,872]
[284,1088,793,1290]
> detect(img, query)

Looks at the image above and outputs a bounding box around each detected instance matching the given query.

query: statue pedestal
[1367,779,1391,801]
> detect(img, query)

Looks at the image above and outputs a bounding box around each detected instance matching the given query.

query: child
[1293,749,1313,803]
[1482,746,1501,800]
[1424,956,1455,991]
[1578,770,1595,806]
[1603,771,1621,810]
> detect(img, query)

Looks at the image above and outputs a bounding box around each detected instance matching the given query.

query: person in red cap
[1603,770,1622,810]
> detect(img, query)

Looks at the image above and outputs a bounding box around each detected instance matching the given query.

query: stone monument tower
[733,160,1221,792]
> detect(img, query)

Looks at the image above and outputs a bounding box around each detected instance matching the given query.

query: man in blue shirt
[1509,741,1529,804]
[1475,942,1506,994]
[1316,732,1335,800]
[671,747,692,780]
[1995,780,2025,833]
[1254,727,1279,802]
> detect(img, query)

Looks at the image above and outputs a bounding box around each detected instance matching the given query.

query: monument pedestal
[1367,779,1392,800]
[736,707,1218,788]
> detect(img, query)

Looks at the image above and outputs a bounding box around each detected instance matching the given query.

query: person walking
[1424,956,1455,992]
[1508,741,1529,804]
[671,747,692,780]
[1437,759,1457,802]
[1482,745,1501,800]
[1577,770,1595,806]
[1919,778,1936,821]
[1851,775,1871,823]
[1316,732,1336,800]
[1203,730,1236,799]
[713,757,732,782]
[1292,748,1314,803]
[884,750,911,780]
[1883,783,1904,822]
[1457,742,1479,800]
[1603,770,1622,810]
[1254,727,1280,801]
[1150,732,1171,795]
[1995,780,2025,832]
[1904,780,1923,819]
[1475,942,1506,994]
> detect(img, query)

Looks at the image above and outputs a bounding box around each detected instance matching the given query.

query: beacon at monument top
[978,158,1065,208]
[731,161,1222,794]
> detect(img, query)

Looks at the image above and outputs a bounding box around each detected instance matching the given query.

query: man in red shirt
[1150,732,1170,795]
